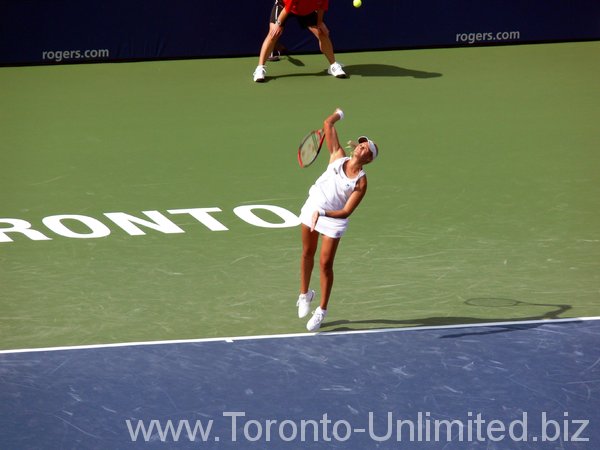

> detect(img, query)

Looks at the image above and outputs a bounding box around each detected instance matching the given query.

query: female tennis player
[297,108,379,331]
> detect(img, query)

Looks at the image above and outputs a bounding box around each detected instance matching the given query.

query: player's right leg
[298,224,319,317]
[254,0,286,81]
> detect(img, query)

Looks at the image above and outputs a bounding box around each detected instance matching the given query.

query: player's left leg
[306,235,340,331]
[308,22,335,64]
[307,22,346,78]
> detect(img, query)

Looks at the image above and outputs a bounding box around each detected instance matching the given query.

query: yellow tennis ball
[353,0,362,7]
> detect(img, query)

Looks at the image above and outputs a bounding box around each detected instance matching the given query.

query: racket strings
[298,130,322,167]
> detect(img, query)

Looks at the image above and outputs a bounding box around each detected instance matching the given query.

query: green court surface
[1,42,599,351]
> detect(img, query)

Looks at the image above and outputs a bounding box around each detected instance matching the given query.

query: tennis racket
[297,128,325,168]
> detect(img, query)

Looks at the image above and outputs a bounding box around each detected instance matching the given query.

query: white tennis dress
[299,157,365,238]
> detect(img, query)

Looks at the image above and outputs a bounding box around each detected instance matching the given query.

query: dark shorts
[270,0,319,28]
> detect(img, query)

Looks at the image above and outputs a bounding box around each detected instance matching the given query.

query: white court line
[1,316,599,355]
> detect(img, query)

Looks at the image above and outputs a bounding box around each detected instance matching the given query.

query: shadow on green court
[285,54,305,66]
[267,62,442,80]
[321,300,571,332]
[342,63,442,78]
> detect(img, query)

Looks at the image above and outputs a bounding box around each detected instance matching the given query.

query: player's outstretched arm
[323,108,346,163]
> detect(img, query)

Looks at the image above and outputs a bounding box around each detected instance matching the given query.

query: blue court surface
[1,318,599,449]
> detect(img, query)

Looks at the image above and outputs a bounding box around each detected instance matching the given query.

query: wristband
[335,108,344,120]
[318,208,326,216]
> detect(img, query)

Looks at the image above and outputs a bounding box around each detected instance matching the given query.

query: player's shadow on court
[340,64,442,78]
[320,300,572,336]
[268,61,442,80]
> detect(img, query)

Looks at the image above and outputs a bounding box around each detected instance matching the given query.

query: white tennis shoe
[306,307,327,332]
[296,290,315,318]
[328,62,347,78]
[253,65,266,82]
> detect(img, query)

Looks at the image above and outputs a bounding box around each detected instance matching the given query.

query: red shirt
[283,0,329,16]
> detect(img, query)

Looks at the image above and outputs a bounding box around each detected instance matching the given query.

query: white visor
[358,136,378,160]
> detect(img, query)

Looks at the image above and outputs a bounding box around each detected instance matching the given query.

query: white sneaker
[307,307,327,332]
[253,65,266,82]
[328,62,347,78]
[296,290,315,318]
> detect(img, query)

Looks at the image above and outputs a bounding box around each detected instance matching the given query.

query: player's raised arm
[323,108,346,163]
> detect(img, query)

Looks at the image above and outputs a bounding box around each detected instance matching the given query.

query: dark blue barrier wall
[1,0,599,65]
